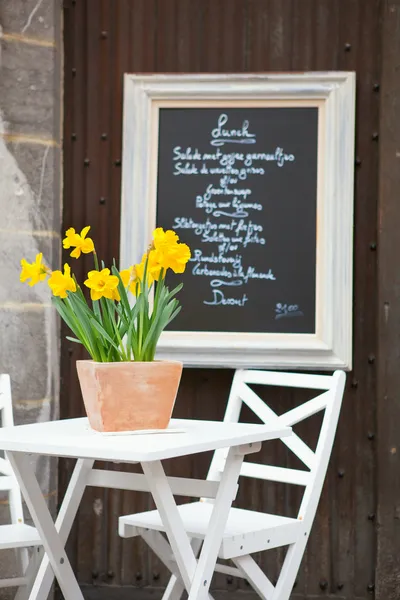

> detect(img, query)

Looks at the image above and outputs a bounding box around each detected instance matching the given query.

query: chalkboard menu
[121,73,355,369]
[156,107,318,334]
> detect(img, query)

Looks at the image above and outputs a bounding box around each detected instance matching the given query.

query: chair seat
[0,524,42,550]
[119,502,301,559]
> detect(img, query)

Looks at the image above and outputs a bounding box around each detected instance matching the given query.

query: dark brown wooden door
[62,1,382,598]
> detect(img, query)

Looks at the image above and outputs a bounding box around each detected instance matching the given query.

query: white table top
[0,417,291,463]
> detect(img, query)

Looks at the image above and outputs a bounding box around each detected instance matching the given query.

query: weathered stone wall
[0,0,62,593]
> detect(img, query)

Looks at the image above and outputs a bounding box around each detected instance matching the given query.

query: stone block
[13,397,55,426]
[0,231,60,304]
[0,0,56,41]
[0,306,58,405]
[0,39,58,138]
[7,141,62,232]
[0,110,61,232]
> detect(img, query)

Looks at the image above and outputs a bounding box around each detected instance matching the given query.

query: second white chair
[0,374,43,600]
[119,369,345,600]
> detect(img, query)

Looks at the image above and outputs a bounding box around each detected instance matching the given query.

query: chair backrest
[208,369,346,528]
[0,374,25,526]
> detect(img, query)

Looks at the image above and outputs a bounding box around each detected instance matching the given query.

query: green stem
[153,268,165,318]
[137,300,144,360]
[137,256,151,361]
[105,299,128,361]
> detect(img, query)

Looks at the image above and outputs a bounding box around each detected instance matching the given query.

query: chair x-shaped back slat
[238,381,318,470]
[209,370,340,497]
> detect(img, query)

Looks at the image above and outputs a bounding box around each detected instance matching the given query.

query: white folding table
[0,417,291,600]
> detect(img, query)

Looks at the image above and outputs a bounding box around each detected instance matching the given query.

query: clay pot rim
[76,359,183,367]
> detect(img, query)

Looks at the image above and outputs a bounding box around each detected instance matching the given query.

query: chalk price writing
[275,303,304,320]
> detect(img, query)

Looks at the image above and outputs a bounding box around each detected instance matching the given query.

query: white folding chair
[0,374,43,600]
[119,369,346,600]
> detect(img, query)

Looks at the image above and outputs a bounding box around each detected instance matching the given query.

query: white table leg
[6,451,86,600]
[142,460,197,592]
[142,444,249,600]
[140,532,202,600]
[186,446,246,599]
[29,458,94,600]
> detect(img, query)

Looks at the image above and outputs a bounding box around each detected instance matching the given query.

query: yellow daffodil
[84,268,120,301]
[120,250,166,296]
[153,227,179,250]
[154,243,191,274]
[20,253,48,287]
[151,227,191,274]
[134,252,163,293]
[63,226,95,259]
[120,265,140,295]
[48,264,77,298]
[120,230,190,297]
[120,266,135,289]
[144,251,163,281]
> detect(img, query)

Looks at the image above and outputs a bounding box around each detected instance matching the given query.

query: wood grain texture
[376,1,400,599]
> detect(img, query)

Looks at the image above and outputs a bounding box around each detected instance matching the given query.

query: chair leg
[161,539,203,600]
[271,538,308,600]
[232,537,307,600]
[141,529,181,576]
[233,555,275,600]
[162,574,185,600]
[140,531,215,600]
[17,546,30,580]
[163,571,216,600]
[14,546,43,600]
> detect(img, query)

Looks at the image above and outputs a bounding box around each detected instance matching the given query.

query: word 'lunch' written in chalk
[156,107,318,334]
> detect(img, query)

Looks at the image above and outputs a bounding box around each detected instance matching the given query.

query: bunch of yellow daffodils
[20,226,190,362]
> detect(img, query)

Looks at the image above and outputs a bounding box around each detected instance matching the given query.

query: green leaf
[66,294,101,360]
[165,282,183,301]
[92,298,102,323]
[53,298,80,338]
[111,265,131,318]
[89,318,121,353]
[99,297,114,338]
[105,299,128,361]
[140,293,176,359]
[53,297,93,357]
[166,304,181,327]
[66,336,83,344]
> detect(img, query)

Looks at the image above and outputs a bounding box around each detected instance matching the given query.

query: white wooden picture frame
[120,73,355,370]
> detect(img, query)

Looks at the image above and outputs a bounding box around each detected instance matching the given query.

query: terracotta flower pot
[76,360,183,432]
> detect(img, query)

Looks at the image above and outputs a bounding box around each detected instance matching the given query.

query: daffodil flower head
[48,264,77,298]
[84,268,120,301]
[129,252,162,295]
[20,253,49,287]
[120,265,140,294]
[120,266,135,288]
[151,227,191,274]
[153,227,179,250]
[63,226,95,259]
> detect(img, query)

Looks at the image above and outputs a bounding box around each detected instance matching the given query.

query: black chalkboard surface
[156,107,318,334]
